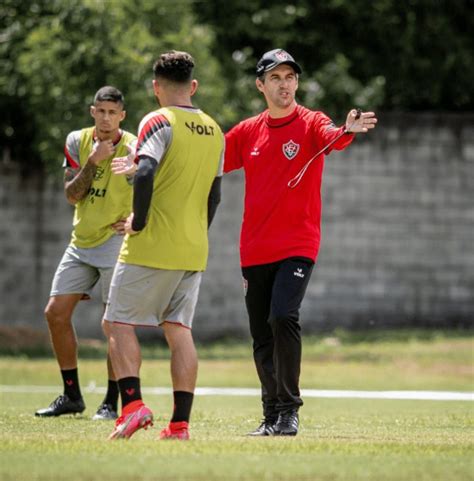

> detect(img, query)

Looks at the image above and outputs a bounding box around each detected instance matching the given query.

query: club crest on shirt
[94,166,105,180]
[282,140,300,160]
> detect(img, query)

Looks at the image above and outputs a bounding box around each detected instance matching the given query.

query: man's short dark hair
[93,86,124,107]
[153,51,195,84]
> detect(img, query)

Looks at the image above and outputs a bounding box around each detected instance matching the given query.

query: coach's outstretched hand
[345,110,378,133]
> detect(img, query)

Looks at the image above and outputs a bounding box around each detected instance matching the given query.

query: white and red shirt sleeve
[63,130,81,169]
[136,111,172,165]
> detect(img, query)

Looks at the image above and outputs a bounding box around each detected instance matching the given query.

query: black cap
[256,49,302,77]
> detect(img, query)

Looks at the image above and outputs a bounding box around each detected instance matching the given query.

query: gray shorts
[104,263,202,329]
[50,235,124,303]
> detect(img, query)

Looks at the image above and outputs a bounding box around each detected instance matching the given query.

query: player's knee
[101,318,111,337]
[44,301,67,326]
[163,322,194,351]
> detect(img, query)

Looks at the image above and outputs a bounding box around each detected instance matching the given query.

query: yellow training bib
[119,107,224,271]
[70,127,136,248]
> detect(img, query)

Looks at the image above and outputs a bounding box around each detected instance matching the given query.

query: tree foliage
[0,0,225,174]
[195,0,473,119]
[0,0,472,174]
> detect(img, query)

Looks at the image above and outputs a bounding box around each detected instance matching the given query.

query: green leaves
[1,0,472,173]
[0,0,227,174]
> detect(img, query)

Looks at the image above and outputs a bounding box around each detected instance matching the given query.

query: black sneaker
[92,403,118,421]
[247,417,278,436]
[35,394,85,417]
[274,409,299,436]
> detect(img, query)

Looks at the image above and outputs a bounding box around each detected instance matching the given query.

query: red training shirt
[224,104,354,267]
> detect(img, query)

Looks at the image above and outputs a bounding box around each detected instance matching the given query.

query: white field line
[0,384,473,401]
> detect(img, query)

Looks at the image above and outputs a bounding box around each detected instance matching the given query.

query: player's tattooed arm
[64,163,97,205]
[64,139,115,204]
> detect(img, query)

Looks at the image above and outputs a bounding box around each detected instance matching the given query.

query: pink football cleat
[109,401,154,440]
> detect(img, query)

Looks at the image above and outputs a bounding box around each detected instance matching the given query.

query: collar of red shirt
[265,105,299,128]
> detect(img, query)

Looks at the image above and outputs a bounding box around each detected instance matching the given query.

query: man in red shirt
[224,49,377,436]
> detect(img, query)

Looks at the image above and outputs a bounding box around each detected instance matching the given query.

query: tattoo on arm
[64,162,97,203]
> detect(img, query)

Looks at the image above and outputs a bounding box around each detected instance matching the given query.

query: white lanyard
[287,110,361,189]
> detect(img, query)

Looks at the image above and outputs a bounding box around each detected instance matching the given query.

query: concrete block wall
[310,114,474,330]
[1,113,473,340]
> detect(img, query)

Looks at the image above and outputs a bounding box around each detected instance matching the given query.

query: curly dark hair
[153,51,195,84]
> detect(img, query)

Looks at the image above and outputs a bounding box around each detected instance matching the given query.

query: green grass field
[0,331,473,481]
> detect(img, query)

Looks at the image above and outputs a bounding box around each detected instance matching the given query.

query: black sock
[118,377,142,409]
[171,391,194,423]
[102,380,119,411]
[61,368,82,401]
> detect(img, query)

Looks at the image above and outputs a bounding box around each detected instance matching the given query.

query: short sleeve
[136,112,172,165]
[63,130,81,169]
[224,123,245,173]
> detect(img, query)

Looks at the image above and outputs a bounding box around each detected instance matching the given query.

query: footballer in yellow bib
[104,52,224,441]
[36,86,137,421]
[118,106,224,271]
